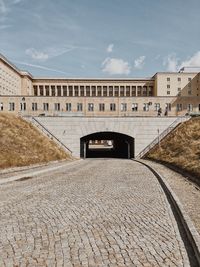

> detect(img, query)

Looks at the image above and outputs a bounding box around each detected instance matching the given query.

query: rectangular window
[110,103,116,111]
[120,86,125,97]
[103,86,107,97]
[97,86,102,97]
[39,85,44,96]
[86,86,90,97]
[143,103,149,111]
[68,86,73,96]
[167,91,170,95]
[114,86,119,97]
[167,77,170,82]
[154,103,160,111]
[55,103,60,111]
[109,86,113,97]
[132,103,138,111]
[187,104,193,112]
[88,103,94,111]
[77,103,82,112]
[167,84,170,89]
[51,86,55,96]
[176,103,182,111]
[91,86,96,96]
[178,77,181,82]
[43,103,49,111]
[20,102,26,111]
[188,78,192,81]
[149,86,153,96]
[126,86,130,97]
[132,86,136,96]
[33,85,38,96]
[32,103,37,111]
[63,86,67,96]
[74,86,79,96]
[143,86,147,96]
[80,86,85,96]
[57,86,61,96]
[178,87,181,91]
[137,86,142,96]
[120,103,127,112]
[199,104,200,111]
[66,103,72,111]
[165,103,171,112]
[45,86,50,96]
[9,102,15,111]
[0,102,3,111]
[99,103,105,111]
[188,91,192,95]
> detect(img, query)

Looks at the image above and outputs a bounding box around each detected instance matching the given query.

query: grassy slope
[146,117,200,178]
[0,113,70,169]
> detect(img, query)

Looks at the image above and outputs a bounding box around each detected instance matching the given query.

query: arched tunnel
[80,132,135,159]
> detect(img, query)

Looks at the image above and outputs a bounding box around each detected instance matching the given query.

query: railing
[25,116,72,155]
[136,116,190,159]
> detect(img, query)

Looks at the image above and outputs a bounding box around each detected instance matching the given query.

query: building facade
[0,53,200,117]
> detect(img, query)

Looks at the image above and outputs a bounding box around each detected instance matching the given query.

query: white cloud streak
[107,44,114,53]
[0,0,7,14]
[163,54,178,72]
[134,56,146,69]
[102,57,131,75]
[13,60,67,74]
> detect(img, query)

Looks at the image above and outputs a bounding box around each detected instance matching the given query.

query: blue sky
[0,0,200,77]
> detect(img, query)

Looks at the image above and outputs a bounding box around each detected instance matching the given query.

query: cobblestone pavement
[142,159,200,235]
[0,159,191,266]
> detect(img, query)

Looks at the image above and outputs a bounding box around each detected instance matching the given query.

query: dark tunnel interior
[80,132,134,159]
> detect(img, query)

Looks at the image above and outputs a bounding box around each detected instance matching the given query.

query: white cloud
[107,44,114,53]
[0,0,7,14]
[163,51,200,72]
[0,24,11,30]
[134,56,146,69]
[163,54,178,72]
[102,57,131,75]
[26,48,49,61]
[179,51,200,69]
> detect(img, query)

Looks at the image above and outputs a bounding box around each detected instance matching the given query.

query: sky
[0,0,200,78]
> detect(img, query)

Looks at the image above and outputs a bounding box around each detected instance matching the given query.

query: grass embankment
[0,113,71,169]
[146,117,200,178]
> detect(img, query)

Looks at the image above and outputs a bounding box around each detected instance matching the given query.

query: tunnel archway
[80,132,135,159]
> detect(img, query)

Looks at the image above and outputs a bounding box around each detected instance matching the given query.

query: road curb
[134,159,200,266]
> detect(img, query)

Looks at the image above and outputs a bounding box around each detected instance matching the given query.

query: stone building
[0,53,200,117]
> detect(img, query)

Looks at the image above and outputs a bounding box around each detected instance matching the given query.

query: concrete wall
[35,116,178,158]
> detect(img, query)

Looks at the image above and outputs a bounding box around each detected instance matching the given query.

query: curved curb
[134,159,200,266]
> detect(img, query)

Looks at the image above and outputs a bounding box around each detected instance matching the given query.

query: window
[32,103,37,111]
[187,104,193,112]
[178,87,181,91]
[86,86,90,97]
[54,103,60,111]
[97,86,101,97]
[0,102,3,111]
[143,86,147,96]
[77,103,82,112]
[103,86,107,97]
[68,86,73,96]
[199,104,200,112]
[66,103,72,111]
[109,86,113,97]
[167,91,170,95]
[80,86,85,96]
[51,86,55,96]
[120,86,125,97]
[126,86,130,97]
[88,103,94,111]
[178,77,181,82]
[137,86,142,96]
[99,103,105,111]
[110,103,116,111]
[188,78,192,81]
[121,103,127,112]
[9,102,15,111]
[45,86,50,96]
[165,103,171,112]
[149,86,153,96]
[167,84,170,89]
[143,103,149,111]
[63,86,67,96]
[43,103,49,111]
[132,86,136,96]
[33,85,38,96]
[20,102,26,111]
[74,86,79,96]
[188,91,192,95]
[57,86,61,96]
[154,103,160,111]
[167,77,170,82]
[132,103,138,111]
[114,86,119,97]
[39,85,44,96]
[91,86,96,96]
[176,103,182,111]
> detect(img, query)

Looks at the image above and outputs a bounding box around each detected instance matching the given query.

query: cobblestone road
[0,159,190,266]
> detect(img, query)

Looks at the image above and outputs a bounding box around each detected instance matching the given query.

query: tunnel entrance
[80,132,134,159]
